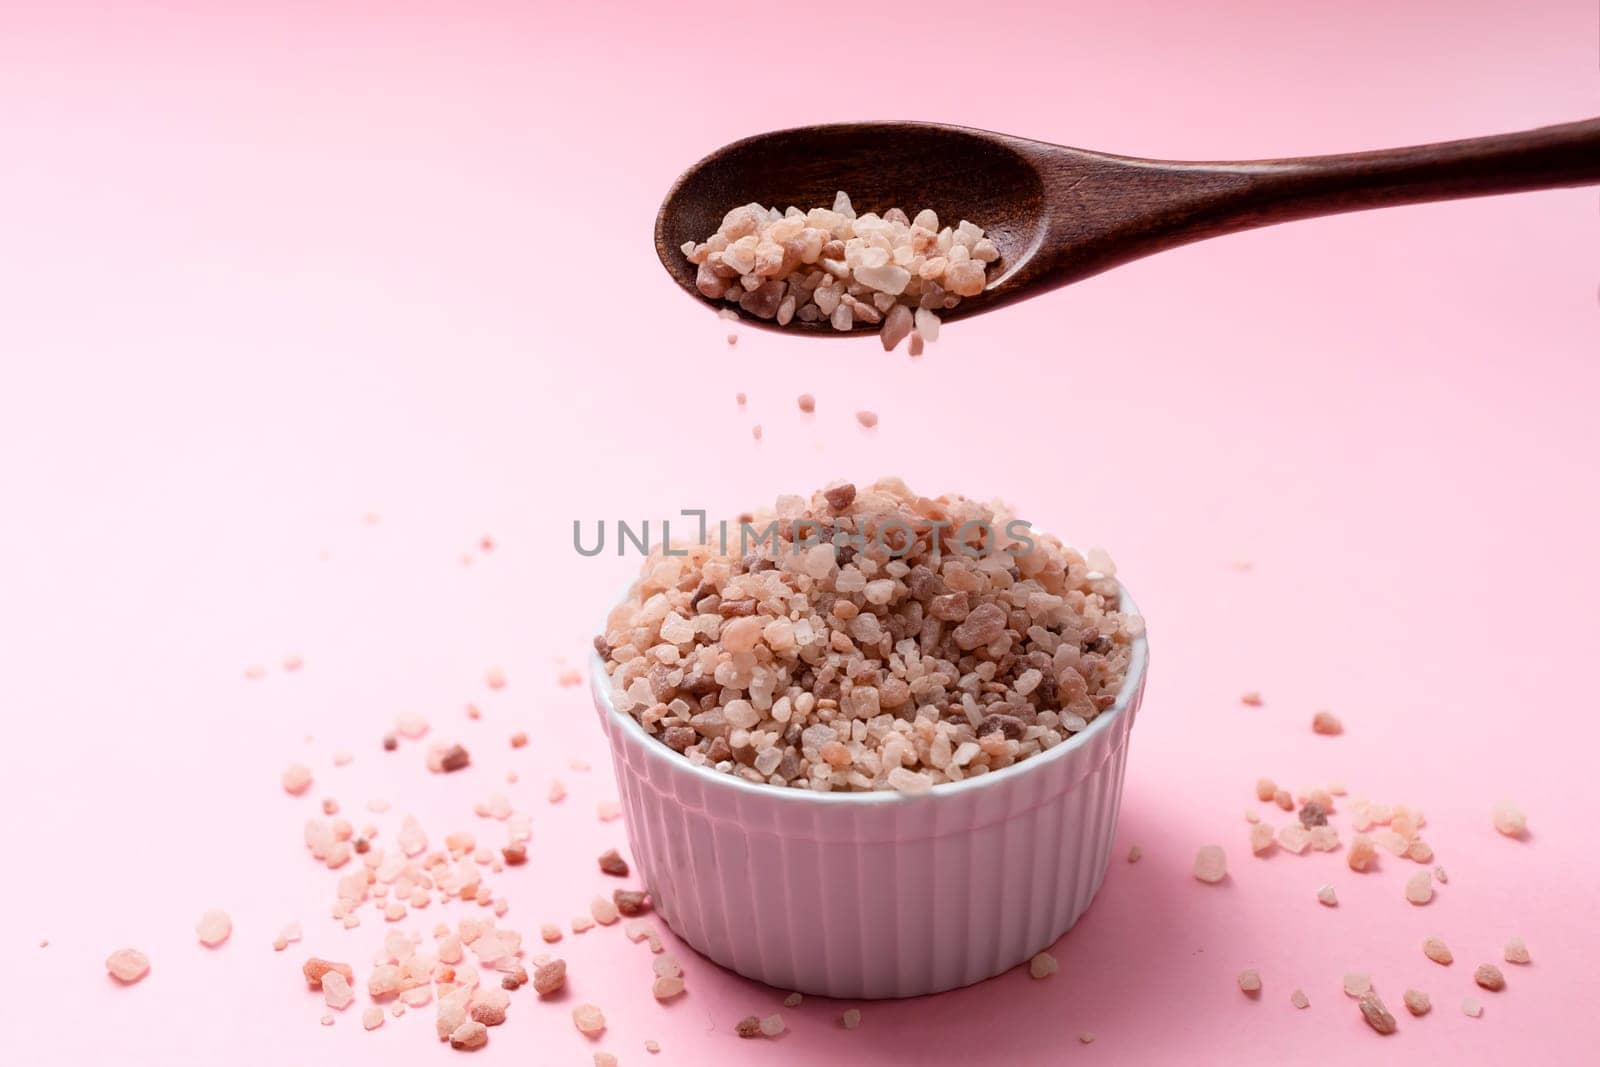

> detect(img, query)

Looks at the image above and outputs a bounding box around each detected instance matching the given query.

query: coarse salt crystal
[1504,936,1530,964]
[842,1008,861,1030]
[106,948,150,984]
[1403,989,1431,1016]
[1238,969,1261,994]
[1404,870,1433,905]
[1193,844,1227,883]
[1491,800,1526,836]
[573,1003,605,1035]
[1291,989,1309,1009]
[1422,936,1453,965]
[1462,997,1482,1018]
[1343,972,1371,998]
[282,763,313,795]
[760,1014,785,1037]
[1316,884,1337,907]
[1359,991,1397,1035]
[1311,711,1343,735]
[196,909,232,947]
[1474,964,1505,991]
[1028,952,1058,979]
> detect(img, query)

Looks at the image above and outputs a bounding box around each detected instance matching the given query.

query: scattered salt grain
[1291,989,1309,1009]
[645,1040,661,1053]
[598,849,629,877]
[590,896,620,925]
[784,992,803,1008]
[106,948,150,984]
[1249,822,1276,855]
[797,394,815,414]
[1317,884,1338,907]
[1238,969,1261,994]
[1193,845,1227,883]
[1241,692,1263,706]
[1277,824,1311,854]
[1462,997,1483,1018]
[760,1014,785,1037]
[855,411,878,429]
[652,975,686,1000]
[1358,991,1397,1035]
[322,971,354,1010]
[363,1005,384,1030]
[196,908,232,947]
[1492,800,1526,837]
[1312,711,1343,736]
[1504,936,1530,964]
[1127,846,1142,863]
[1347,834,1378,872]
[1405,870,1434,905]
[449,1020,488,1050]
[534,959,567,996]
[1078,1033,1096,1045]
[1423,937,1453,965]
[573,1004,606,1036]
[1474,964,1505,991]
[485,667,506,690]
[735,1016,763,1038]
[842,1009,861,1030]
[1255,778,1277,802]
[1343,973,1371,998]
[597,801,621,821]
[1029,952,1059,979]
[282,763,313,795]
[1403,989,1431,1016]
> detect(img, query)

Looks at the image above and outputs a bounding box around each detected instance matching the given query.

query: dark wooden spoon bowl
[654,117,1600,335]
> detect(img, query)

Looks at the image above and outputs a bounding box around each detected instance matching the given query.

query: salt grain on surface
[1359,991,1397,1035]
[1291,989,1310,1009]
[1193,845,1227,883]
[1028,952,1059,979]
[1343,972,1371,998]
[1492,800,1526,837]
[573,1004,606,1036]
[1423,937,1453,965]
[759,1014,785,1037]
[1405,870,1434,905]
[855,411,878,429]
[282,763,313,795]
[1504,936,1530,964]
[1462,997,1483,1018]
[1311,711,1343,735]
[196,909,232,947]
[1316,884,1338,907]
[842,1009,862,1030]
[106,948,150,984]
[1238,969,1262,994]
[1403,989,1431,1016]
[1127,846,1142,863]
[1474,964,1506,991]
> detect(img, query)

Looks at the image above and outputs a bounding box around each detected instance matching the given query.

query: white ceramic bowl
[592,586,1147,999]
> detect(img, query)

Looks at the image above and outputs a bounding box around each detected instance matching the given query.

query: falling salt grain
[485,667,506,690]
[1192,844,1227,883]
[797,394,815,414]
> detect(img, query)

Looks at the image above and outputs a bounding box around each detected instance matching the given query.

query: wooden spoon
[654,117,1600,333]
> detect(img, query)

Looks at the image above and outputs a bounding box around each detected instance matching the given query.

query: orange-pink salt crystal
[195,908,232,947]
[106,948,150,984]
[282,763,313,795]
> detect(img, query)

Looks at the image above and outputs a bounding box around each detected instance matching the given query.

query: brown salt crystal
[797,393,815,414]
[1238,969,1262,994]
[752,425,762,441]
[382,733,398,751]
[1403,989,1431,1016]
[303,958,354,989]
[1298,801,1328,828]
[502,843,527,866]
[855,411,878,429]
[1078,1033,1096,1045]
[439,744,471,772]
[510,732,528,749]
[106,948,150,984]
[1312,710,1343,735]
[783,993,803,1008]
[735,392,747,406]
[534,959,566,996]
[735,1016,763,1038]
[1422,936,1453,965]
[1359,991,1397,1035]
[823,482,856,513]
[614,890,649,916]
[598,849,629,877]
[1028,952,1058,979]
[1474,964,1505,991]
[1504,936,1530,964]
[1192,845,1227,883]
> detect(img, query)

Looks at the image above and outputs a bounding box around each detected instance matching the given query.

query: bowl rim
[590,578,1147,807]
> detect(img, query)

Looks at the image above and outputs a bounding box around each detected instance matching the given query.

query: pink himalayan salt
[1028,952,1058,979]
[646,1039,661,1053]
[652,975,686,1000]
[1309,825,1340,852]
[590,896,620,925]
[323,971,354,1010]
[1249,822,1276,855]
[1193,845,1227,883]
[106,948,150,984]
[471,988,511,1026]
[1347,834,1378,872]
[1238,969,1261,994]
[760,1014,785,1037]
[855,410,879,429]
[797,393,816,414]
[1317,884,1338,907]
[196,909,232,947]
[572,915,596,933]
[1405,870,1434,905]
[1078,1033,1096,1045]
[485,667,507,690]
[1255,778,1277,802]
[321,1014,334,1026]
[534,959,567,996]
[1343,972,1371,998]
[450,1020,488,1050]
[784,993,803,1008]
[282,763,313,795]
[1474,964,1506,991]
[363,1005,384,1030]
[1403,989,1431,1016]
[283,653,304,671]
[1492,800,1526,837]
[540,924,562,943]
[1505,936,1530,964]
[1127,845,1142,863]
[596,1055,619,1067]
[1311,710,1343,735]
[1277,823,1311,854]
[395,711,428,739]
[573,1003,606,1036]
[244,664,266,680]
[1291,989,1310,1009]
[843,1008,862,1029]
[597,801,621,821]
[549,780,568,803]
[1423,936,1453,965]
[1462,997,1483,1018]
[751,425,763,441]
[652,955,681,979]
[1359,991,1397,1035]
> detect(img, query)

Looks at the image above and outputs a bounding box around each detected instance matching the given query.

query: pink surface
[1,2,1597,1064]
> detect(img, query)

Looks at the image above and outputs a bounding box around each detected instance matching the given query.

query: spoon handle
[1212,116,1600,222]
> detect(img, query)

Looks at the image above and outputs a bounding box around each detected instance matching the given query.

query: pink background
[2,1,1597,1063]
